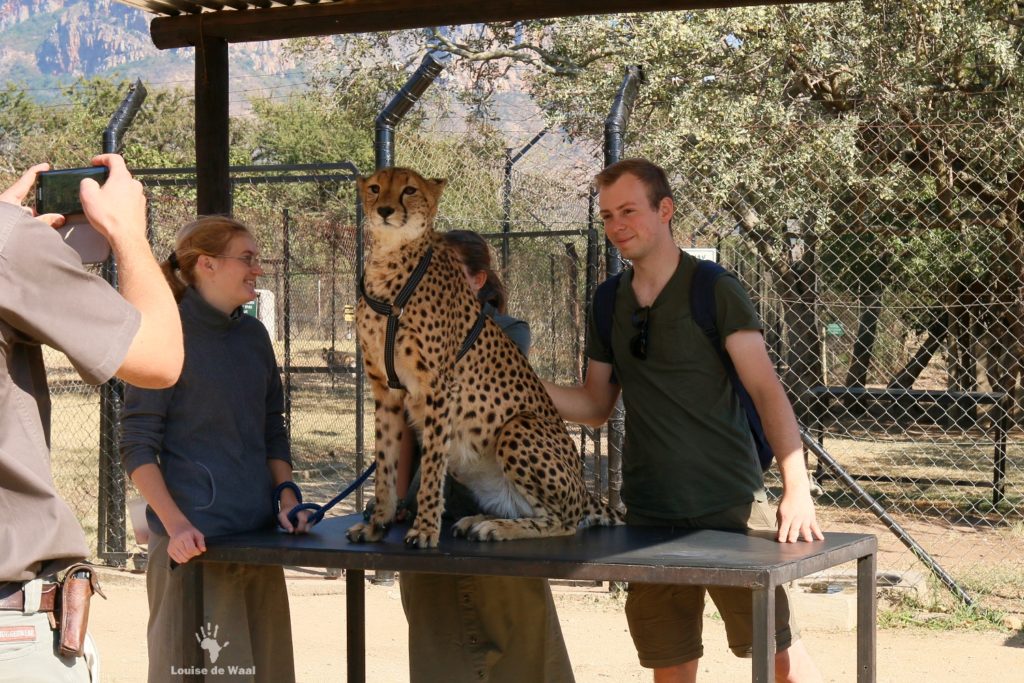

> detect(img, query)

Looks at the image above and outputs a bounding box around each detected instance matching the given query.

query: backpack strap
[690,259,774,471]
[689,259,728,351]
[593,271,623,383]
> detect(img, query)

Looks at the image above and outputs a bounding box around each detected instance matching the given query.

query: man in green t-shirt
[544,158,824,683]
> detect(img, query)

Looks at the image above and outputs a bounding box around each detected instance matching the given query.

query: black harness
[359,246,488,390]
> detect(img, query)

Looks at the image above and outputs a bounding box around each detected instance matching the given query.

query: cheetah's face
[358,167,447,252]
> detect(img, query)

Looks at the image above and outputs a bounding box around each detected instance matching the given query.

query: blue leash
[273,463,377,529]
[168,465,377,570]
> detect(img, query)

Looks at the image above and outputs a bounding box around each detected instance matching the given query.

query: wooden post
[195,34,231,216]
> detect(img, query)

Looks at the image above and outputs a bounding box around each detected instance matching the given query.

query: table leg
[751,583,775,683]
[347,569,365,683]
[857,553,877,683]
[182,561,204,683]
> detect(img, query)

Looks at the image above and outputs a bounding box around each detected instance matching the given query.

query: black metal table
[181,514,877,683]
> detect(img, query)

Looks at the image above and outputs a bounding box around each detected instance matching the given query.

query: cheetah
[346,167,622,549]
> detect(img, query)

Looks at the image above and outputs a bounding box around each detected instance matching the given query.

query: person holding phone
[0,156,184,683]
[120,216,310,683]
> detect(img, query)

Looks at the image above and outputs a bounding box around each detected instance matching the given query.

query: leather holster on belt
[57,563,106,658]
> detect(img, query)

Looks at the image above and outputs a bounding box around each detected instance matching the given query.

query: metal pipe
[374,50,451,169]
[799,428,974,606]
[355,196,366,514]
[284,208,292,442]
[604,65,644,171]
[98,79,148,565]
[603,65,645,275]
[501,148,513,278]
[602,65,644,511]
[103,79,147,154]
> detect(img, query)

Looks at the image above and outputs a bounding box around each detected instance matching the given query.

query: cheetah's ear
[429,178,448,196]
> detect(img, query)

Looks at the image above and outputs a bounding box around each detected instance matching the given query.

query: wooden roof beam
[150,0,840,49]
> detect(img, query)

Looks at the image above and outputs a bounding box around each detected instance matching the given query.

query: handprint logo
[196,623,230,664]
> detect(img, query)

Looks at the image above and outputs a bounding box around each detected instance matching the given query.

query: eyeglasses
[630,306,650,360]
[216,254,263,269]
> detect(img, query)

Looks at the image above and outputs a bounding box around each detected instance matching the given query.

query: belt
[0,582,58,612]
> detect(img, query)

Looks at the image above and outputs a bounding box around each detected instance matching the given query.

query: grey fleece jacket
[120,287,289,538]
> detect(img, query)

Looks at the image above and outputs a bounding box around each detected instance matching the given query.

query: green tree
[408,2,1024,397]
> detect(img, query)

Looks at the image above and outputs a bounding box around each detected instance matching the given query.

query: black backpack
[592,259,774,472]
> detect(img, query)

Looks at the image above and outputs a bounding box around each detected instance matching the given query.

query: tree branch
[425,27,622,76]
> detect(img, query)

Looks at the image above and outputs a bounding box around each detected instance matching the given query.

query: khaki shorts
[624,501,800,669]
[0,583,97,683]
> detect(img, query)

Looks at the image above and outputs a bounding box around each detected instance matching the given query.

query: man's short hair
[594,158,674,210]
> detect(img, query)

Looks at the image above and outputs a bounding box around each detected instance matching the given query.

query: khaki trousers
[146,533,295,683]
[401,572,576,683]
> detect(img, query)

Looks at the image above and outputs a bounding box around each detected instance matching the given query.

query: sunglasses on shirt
[630,306,650,360]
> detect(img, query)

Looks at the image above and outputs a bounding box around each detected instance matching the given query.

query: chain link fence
[389,95,1023,613]
[41,88,1022,613]
[686,101,1024,614]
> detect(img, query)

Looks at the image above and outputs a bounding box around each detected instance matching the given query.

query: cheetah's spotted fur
[346,167,622,548]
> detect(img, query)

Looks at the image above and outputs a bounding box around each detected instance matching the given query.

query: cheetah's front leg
[405,391,455,548]
[346,387,406,543]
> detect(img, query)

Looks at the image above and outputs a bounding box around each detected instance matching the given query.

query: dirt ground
[87,567,1023,683]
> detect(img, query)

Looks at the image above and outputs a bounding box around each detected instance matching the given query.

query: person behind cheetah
[397,230,575,683]
[543,158,824,683]
[120,216,312,683]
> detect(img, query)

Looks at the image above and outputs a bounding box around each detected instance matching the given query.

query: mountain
[0,3,558,150]
[0,0,301,105]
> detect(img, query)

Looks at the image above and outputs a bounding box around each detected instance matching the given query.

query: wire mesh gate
[41,99,1023,614]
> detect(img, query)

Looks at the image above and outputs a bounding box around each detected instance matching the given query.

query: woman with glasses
[120,216,308,683]
[395,229,576,683]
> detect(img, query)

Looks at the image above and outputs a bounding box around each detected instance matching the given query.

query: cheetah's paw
[404,519,440,549]
[465,519,511,542]
[345,520,389,543]
[451,514,489,538]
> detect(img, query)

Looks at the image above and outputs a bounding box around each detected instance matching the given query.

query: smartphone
[35,167,112,264]
[35,166,109,216]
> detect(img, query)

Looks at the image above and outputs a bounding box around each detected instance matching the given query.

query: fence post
[283,208,292,442]
[369,50,450,586]
[602,65,645,510]
[500,128,549,282]
[98,79,147,566]
[501,148,513,281]
[195,36,231,216]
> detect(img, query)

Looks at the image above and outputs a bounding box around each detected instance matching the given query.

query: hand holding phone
[35,166,112,264]
[78,154,147,251]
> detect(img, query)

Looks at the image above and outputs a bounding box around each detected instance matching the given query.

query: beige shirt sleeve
[0,204,140,384]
